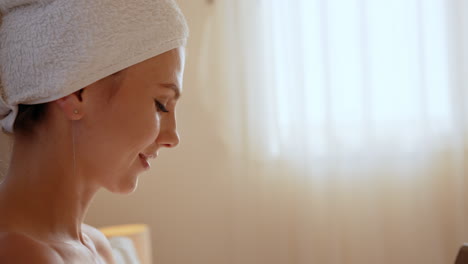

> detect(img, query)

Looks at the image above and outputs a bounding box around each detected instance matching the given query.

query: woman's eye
[154,100,169,113]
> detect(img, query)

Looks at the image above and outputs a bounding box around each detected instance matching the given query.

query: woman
[0,0,188,263]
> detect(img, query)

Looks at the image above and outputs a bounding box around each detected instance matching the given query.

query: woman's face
[78,48,185,193]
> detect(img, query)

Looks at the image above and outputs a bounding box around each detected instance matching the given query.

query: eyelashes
[154,100,169,113]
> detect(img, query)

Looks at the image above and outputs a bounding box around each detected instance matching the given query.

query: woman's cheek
[143,113,161,144]
[152,114,161,139]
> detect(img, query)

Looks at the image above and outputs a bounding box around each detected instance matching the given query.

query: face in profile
[74,47,185,194]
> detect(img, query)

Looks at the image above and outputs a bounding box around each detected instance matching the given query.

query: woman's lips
[139,153,151,170]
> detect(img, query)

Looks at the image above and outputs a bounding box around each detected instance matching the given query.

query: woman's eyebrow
[159,83,181,99]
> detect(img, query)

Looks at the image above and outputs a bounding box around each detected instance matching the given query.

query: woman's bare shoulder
[0,231,64,263]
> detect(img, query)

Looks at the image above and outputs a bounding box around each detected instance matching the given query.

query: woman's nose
[156,122,180,148]
[159,130,180,148]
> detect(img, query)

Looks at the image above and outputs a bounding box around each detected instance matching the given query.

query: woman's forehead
[115,49,184,98]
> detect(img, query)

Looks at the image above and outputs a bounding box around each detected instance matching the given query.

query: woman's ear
[54,89,84,121]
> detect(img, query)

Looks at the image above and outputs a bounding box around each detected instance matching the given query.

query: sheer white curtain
[198,0,467,263]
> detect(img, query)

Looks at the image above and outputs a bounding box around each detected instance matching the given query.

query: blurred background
[1,0,468,263]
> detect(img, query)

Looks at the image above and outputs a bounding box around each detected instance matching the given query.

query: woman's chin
[102,162,145,194]
[106,176,140,194]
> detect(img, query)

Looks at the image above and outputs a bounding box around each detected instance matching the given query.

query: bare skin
[0,47,185,263]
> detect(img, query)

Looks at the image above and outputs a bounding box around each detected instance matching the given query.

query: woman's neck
[0,131,99,244]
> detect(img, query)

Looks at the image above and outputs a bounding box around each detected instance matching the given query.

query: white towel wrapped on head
[0,0,189,133]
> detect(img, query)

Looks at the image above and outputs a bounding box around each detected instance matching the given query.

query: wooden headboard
[100,224,152,264]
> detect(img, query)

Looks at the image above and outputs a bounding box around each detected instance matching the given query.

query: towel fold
[109,236,141,264]
[0,0,188,133]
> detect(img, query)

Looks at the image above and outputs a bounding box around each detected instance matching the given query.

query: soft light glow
[254,0,451,158]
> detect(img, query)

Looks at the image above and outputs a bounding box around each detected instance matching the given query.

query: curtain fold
[198,0,468,263]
